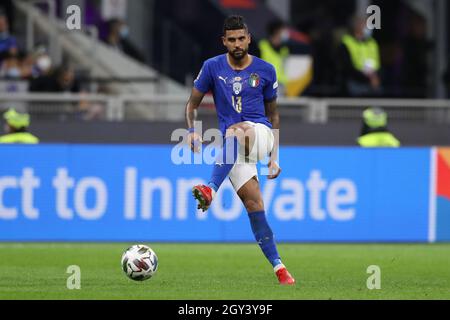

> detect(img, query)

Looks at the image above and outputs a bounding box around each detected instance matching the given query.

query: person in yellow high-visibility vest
[338,16,381,97]
[357,107,400,147]
[257,20,290,94]
[0,108,39,144]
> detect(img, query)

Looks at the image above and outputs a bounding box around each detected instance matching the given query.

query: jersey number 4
[232,96,242,113]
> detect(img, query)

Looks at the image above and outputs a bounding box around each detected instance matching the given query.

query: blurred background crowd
[1,0,449,98]
[0,0,449,145]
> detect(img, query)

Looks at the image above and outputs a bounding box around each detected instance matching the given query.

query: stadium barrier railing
[1,93,450,123]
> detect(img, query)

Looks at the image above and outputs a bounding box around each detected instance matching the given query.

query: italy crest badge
[249,73,260,88]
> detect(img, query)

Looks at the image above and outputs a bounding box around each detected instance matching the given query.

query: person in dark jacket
[105,19,146,63]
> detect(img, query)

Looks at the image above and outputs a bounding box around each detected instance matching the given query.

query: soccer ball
[121,244,158,281]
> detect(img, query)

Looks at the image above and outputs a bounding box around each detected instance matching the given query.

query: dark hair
[55,65,74,78]
[107,18,125,35]
[223,15,248,34]
[267,20,285,37]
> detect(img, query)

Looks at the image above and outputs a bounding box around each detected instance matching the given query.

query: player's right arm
[185,88,205,153]
[187,60,213,153]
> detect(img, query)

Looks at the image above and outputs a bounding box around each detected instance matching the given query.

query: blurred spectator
[30,46,54,79]
[444,64,450,98]
[0,46,49,82]
[29,65,104,121]
[0,51,24,79]
[30,65,81,93]
[0,51,29,103]
[0,108,39,144]
[303,11,339,97]
[257,20,290,93]
[21,53,35,80]
[338,15,381,97]
[400,14,431,98]
[0,12,17,64]
[357,107,400,147]
[105,19,145,63]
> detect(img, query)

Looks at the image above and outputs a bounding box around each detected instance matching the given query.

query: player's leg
[235,175,295,285]
[210,122,256,192]
[192,122,255,211]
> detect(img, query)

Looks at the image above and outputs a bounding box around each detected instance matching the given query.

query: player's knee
[244,198,264,212]
[226,125,244,140]
[226,125,255,156]
[226,123,253,137]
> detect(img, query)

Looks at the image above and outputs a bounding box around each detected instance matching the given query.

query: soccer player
[185,15,295,285]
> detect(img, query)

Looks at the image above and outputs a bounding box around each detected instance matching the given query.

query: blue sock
[208,136,238,192]
[248,211,282,268]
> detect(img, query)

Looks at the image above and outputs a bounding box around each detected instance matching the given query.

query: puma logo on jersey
[218,76,227,84]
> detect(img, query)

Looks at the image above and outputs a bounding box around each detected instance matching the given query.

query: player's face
[222,29,251,60]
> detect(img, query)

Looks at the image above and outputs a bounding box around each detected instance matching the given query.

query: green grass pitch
[0,243,449,300]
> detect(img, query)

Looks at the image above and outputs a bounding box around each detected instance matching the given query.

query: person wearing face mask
[105,19,145,63]
[0,12,18,65]
[0,52,23,80]
[338,15,381,97]
[29,46,53,78]
[257,20,290,93]
[35,54,52,75]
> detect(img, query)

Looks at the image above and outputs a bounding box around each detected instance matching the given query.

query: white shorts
[228,122,274,192]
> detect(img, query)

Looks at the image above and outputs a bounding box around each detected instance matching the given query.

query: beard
[230,48,248,60]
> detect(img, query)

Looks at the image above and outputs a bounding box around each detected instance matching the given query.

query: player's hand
[268,160,281,179]
[187,132,203,153]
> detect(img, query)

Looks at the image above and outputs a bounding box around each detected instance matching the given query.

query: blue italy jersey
[194,54,277,134]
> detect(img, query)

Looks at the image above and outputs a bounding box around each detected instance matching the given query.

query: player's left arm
[265,98,281,179]
[265,98,279,129]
